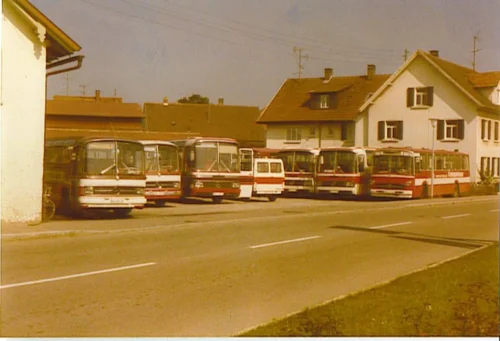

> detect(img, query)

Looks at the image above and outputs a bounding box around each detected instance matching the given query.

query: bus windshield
[373,154,414,175]
[195,142,239,172]
[86,141,144,175]
[145,144,179,174]
[319,150,356,173]
[278,151,315,173]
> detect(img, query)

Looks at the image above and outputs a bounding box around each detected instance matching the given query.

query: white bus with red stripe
[371,147,471,199]
[274,148,320,195]
[315,147,373,197]
[44,137,147,218]
[239,148,285,201]
[171,137,241,204]
[141,141,182,206]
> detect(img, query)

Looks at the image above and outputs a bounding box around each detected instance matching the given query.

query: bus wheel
[154,200,166,207]
[421,183,429,199]
[452,183,460,198]
[268,195,277,202]
[212,197,223,204]
[113,208,132,218]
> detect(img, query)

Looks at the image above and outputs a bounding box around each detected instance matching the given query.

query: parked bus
[44,137,146,217]
[171,137,241,203]
[141,140,181,206]
[315,147,373,197]
[274,148,319,195]
[371,147,471,199]
[239,148,285,201]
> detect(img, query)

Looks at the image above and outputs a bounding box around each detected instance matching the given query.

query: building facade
[1,0,81,223]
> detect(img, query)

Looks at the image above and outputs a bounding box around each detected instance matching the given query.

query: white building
[258,66,390,150]
[358,50,500,183]
[1,0,81,223]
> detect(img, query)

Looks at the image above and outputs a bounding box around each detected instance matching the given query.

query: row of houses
[258,50,500,183]
[45,92,266,148]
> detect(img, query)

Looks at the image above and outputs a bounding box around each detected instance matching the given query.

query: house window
[492,157,499,177]
[309,127,316,137]
[495,122,499,141]
[286,127,302,142]
[481,119,490,140]
[377,121,403,141]
[320,94,330,109]
[407,87,434,108]
[437,119,464,140]
[480,157,491,177]
[488,120,492,140]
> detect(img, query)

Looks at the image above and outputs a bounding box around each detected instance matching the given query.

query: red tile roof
[144,103,265,146]
[468,71,500,88]
[46,100,145,118]
[257,73,390,124]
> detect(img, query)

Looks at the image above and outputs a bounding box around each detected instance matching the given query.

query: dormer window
[407,87,434,108]
[320,94,330,109]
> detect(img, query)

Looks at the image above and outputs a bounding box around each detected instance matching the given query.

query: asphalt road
[1,197,498,336]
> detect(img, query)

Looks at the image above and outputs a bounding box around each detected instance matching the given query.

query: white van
[239,149,285,201]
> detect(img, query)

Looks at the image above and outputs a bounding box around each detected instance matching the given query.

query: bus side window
[257,162,269,173]
[270,162,282,173]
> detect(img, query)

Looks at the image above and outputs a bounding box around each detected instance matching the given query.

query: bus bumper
[370,189,413,199]
[78,196,147,208]
[316,185,358,196]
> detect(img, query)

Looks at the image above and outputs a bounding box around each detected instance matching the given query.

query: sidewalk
[1,195,497,241]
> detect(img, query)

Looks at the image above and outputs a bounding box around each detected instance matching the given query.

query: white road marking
[250,236,321,249]
[0,262,156,290]
[442,213,471,220]
[490,209,499,212]
[368,221,413,230]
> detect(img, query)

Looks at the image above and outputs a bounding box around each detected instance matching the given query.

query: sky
[33,0,500,108]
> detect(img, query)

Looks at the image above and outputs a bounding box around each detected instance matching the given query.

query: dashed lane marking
[0,262,156,290]
[250,236,321,249]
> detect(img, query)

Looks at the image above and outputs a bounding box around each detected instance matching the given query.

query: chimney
[324,68,333,80]
[162,96,169,106]
[95,89,101,101]
[218,98,224,105]
[429,50,439,57]
[367,64,376,80]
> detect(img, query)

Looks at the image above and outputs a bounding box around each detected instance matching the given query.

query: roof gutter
[46,55,84,77]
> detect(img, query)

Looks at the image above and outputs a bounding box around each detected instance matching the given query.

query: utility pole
[403,48,410,62]
[79,84,87,96]
[114,89,117,97]
[293,46,308,80]
[472,35,481,71]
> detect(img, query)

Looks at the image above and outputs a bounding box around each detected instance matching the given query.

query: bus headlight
[345,182,355,187]
[404,180,413,187]
[136,187,145,195]
[80,186,94,195]
[194,180,204,188]
[232,182,240,188]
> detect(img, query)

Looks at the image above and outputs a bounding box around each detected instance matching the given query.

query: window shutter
[341,122,347,141]
[426,87,434,106]
[457,120,465,139]
[377,121,385,140]
[330,94,336,109]
[488,120,492,139]
[396,121,403,140]
[406,88,414,107]
[481,120,486,139]
[437,120,444,140]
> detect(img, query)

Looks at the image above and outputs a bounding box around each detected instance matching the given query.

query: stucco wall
[363,56,500,182]
[265,123,354,149]
[1,1,46,222]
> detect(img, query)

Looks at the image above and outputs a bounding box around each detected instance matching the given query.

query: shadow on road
[328,225,496,250]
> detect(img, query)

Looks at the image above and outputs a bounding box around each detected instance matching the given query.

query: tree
[177,94,209,104]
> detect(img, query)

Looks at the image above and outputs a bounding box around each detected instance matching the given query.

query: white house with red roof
[358,49,500,183]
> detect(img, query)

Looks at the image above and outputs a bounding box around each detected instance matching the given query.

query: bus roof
[170,136,239,147]
[376,146,468,156]
[45,136,143,147]
[139,140,178,147]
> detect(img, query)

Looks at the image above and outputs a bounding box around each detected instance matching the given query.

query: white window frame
[320,94,330,109]
[414,87,428,107]
[286,127,302,143]
[385,121,398,140]
[444,120,459,140]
